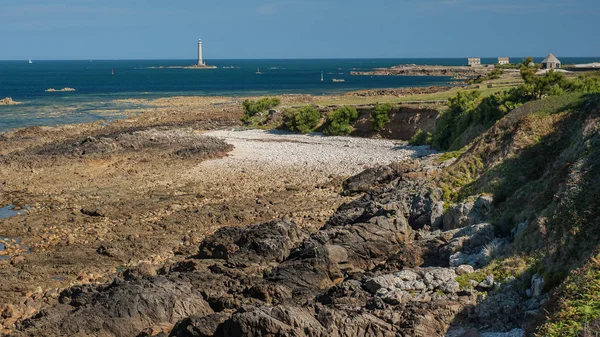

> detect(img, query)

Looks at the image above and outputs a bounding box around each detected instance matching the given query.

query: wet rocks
[32,128,234,159]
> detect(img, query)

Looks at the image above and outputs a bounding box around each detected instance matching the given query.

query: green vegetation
[241,97,281,125]
[456,257,531,288]
[313,85,514,107]
[432,86,600,334]
[284,105,322,134]
[468,68,504,84]
[428,67,600,152]
[370,103,392,132]
[541,260,600,336]
[322,106,359,136]
[409,129,429,146]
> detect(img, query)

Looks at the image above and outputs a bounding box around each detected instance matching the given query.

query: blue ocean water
[0,57,597,132]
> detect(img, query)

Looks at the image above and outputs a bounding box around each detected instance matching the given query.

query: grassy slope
[436,93,600,336]
[313,85,517,107]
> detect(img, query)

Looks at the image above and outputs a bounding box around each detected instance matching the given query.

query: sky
[0,0,598,60]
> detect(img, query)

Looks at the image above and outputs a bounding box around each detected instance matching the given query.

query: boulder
[456,265,475,276]
[197,220,307,267]
[443,195,494,230]
[342,165,396,194]
[530,274,545,297]
[477,275,495,291]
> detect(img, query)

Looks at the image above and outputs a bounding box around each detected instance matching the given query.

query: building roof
[498,57,509,60]
[542,53,561,64]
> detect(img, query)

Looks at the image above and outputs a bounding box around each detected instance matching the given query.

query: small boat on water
[332,79,345,83]
[256,68,262,74]
[28,59,32,64]
[321,71,324,82]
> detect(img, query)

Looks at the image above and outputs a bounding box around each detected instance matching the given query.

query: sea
[0,57,597,132]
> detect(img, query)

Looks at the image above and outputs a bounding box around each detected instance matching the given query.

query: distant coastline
[145,65,218,70]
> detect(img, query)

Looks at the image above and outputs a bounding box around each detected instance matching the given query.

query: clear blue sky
[0,0,598,60]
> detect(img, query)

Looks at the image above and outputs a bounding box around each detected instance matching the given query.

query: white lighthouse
[197,39,204,66]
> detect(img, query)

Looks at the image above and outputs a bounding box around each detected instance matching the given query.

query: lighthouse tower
[197,39,204,66]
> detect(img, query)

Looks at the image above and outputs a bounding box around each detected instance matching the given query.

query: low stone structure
[541,53,561,69]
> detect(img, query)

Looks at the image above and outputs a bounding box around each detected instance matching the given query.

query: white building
[468,58,481,67]
[498,57,510,65]
[197,39,204,66]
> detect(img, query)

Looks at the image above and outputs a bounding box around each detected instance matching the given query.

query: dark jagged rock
[170,313,230,337]
[20,277,212,337]
[342,165,396,195]
[14,160,503,337]
[196,220,308,267]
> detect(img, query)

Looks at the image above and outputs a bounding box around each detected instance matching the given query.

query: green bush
[370,103,392,132]
[428,70,597,151]
[241,97,281,124]
[409,129,429,146]
[322,106,359,136]
[284,105,322,134]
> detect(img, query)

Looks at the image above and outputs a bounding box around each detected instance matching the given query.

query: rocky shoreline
[351,65,492,77]
[0,93,440,335]
[6,158,533,337]
[344,86,454,97]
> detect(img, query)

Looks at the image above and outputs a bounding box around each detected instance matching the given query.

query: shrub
[409,129,429,146]
[241,97,281,124]
[322,106,359,136]
[285,105,321,134]
[370,103,392,132]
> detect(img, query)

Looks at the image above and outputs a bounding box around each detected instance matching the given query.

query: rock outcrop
[12,160,529,337]
[0,97,19,105]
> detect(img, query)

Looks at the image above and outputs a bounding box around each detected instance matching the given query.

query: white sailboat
[28,59,33,64]
[321,71,324,82]
[256,67,262,75]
